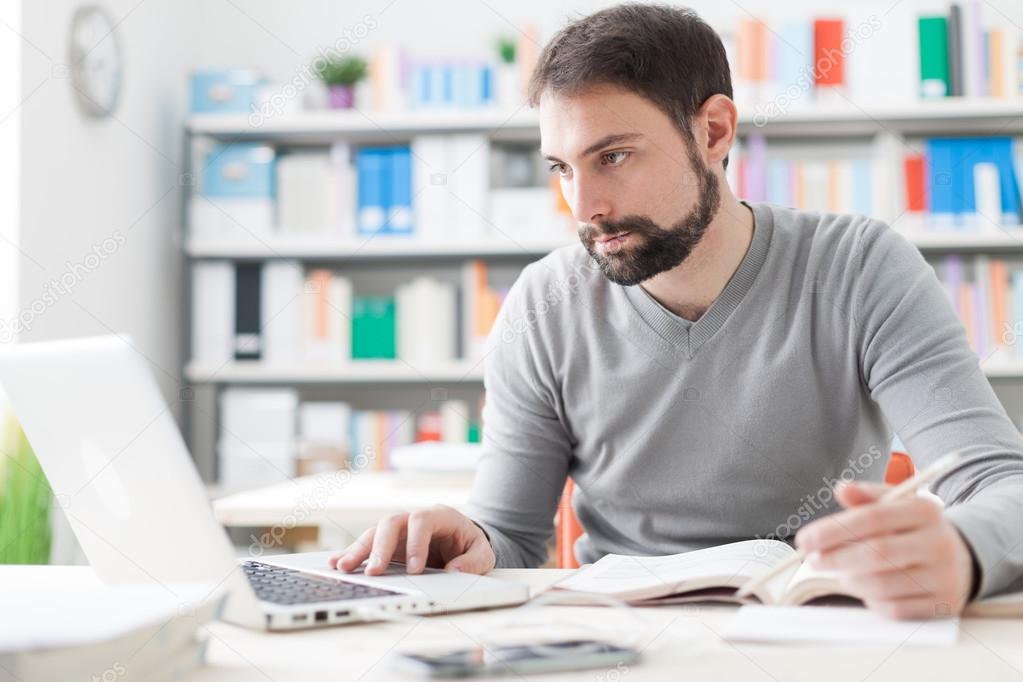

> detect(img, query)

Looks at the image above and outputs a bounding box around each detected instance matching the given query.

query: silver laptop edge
[0,334,528,630]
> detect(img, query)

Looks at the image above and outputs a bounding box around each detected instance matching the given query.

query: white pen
[734,452,964,600]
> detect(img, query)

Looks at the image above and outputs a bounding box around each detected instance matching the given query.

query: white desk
[8,565,1023,681]
[212,471,474,548]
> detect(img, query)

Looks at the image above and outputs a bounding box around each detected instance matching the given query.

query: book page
[723,605,959,646]
[552,539,798,602]
[781,558,853,606]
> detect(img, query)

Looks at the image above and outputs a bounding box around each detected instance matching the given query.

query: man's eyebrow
[540,133,643,162]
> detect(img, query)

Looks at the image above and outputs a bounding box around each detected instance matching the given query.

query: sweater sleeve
[464,263,574,568]
[855,220,1023,599]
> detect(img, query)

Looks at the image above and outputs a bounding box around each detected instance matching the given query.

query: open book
[549,539,862,607]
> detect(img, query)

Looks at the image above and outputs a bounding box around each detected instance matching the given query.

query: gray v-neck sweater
[467,200,1023,600]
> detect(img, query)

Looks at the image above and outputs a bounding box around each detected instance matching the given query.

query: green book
[918,16,950,98]
[352,296,397,359]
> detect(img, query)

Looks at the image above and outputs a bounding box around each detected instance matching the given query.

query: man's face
[539,85,721,286]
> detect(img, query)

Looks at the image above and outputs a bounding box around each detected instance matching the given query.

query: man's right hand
[327,504,496,576]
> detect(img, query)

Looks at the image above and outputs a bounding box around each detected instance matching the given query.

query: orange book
[738,19,767,82]
[792,162,805,209]
[311,269,331,339]
[959,282,976,352]
[826,161,840,212]
[991,260,1009,347]
[903,155,927,212]
[813,19,845,87]
[990,29,1005,98]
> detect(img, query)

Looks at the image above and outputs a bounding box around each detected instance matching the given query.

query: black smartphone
[392,639,640,678]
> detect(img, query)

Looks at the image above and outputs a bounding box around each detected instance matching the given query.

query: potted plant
[0,413,51,564]
[494,36,519,108]
[314,54,368,110]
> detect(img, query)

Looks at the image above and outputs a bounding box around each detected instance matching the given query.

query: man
[330,4,1023,619]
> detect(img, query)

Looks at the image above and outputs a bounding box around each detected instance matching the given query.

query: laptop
[0,335,529,630]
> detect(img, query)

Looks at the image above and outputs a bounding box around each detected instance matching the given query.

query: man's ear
[696,94,738,169]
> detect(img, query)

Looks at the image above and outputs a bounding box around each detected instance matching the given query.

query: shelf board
[188,98,1023,141]
[185,361,485,384]
[981,361,1023,379]
[185,236,576,260]
[185,230,1023,260]
[901,229,1023,250]
[186,359,1023,384]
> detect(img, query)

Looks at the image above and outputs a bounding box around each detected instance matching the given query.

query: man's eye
[548,163,566,175]
[602,151,630,165]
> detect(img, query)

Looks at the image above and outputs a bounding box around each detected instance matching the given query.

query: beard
[578,145,721,286]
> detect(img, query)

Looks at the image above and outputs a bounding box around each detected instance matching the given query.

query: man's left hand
[794,480,976,620]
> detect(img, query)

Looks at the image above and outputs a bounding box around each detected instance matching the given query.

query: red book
[813,19,845,87]
[903,154,927,212]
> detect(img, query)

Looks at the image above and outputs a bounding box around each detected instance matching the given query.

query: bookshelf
[185,236,574,260]
[187,99,1023,141]
[185,360,485,384]
[182,100,1023,485]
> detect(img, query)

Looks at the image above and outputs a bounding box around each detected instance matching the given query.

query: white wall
[16,0,194,419]
[0,0,21,346]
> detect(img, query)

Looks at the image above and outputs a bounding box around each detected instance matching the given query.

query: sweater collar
[622,200,775,357]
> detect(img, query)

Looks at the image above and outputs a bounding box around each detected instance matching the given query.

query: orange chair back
[554,451,916,569]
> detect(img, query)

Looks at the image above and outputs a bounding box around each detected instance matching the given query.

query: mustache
[580,215,659,239]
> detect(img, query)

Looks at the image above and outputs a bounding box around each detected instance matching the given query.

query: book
[191,261,234,364]
[918,16,951,98]
[261,260,303,364]
[963,590,1023,617]
[233,263,262,360]
[352,296,397,360]
[548,539,862,607]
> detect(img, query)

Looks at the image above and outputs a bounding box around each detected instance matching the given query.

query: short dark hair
[527,3,733,165]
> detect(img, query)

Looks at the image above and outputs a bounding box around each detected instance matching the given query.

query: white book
[449,134,491,239]
[397,276,457,365]
[390,441,482,473]
[299,401,352,445]
[439,399,469,443]
[870,131,905,225]
[301,271,352,363]
[191,261,234,365]
[218,440,295,489]
[188,196,274,242]
[329,142,357,238]
[411,135,452,242]
[219,388,298,444]
[277,152,332,233]
[261,260,303,364]
[489,187,559,241]
[973,162,1002,228]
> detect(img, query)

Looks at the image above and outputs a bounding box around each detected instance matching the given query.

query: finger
[835,565,941,602]
[332,527,376,572]
[365,513,410,575]
[809,527,940,574]
[864,596,960,621]
[796,498,943,554]
[835,480,891,508]
[443,539,495,574]
[405,510,436,574]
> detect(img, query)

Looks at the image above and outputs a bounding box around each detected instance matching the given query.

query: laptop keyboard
[242,560,401,606]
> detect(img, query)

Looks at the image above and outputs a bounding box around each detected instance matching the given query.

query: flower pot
[327,84,356,109]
